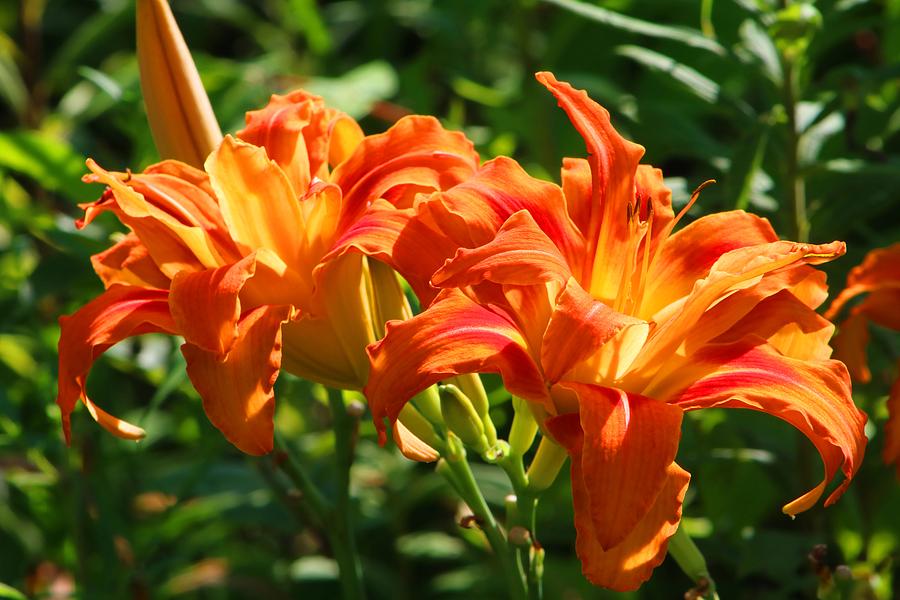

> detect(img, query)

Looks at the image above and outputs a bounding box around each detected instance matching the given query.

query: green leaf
[0,583,27,600]
[615,45,719,104]
[728,122,771,211]
[305,61,398,119]
[0,131,90,201]
[396,531,467,561]
[543,0,726,56]
[737,18,783,85]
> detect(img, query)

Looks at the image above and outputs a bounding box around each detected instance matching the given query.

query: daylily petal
[91,233,170,290]
[57,285,177,442]
[182,304,292,455]
[169,254,257,356]
[136,0,222,167]
[418,157,584,276]
[280,317,361,390]
[639,210,777,319]
[206,135,304,263]
[392,419,440,463]
[653,338,866,515]
[365,288,546,441]
[825,242,900,320]
[541,280,640,383]
[431,210,572,289]
[711,290,835,361]
[535,71,645,302]
[545,412,690,592]
[831,311,871,383]
[331,115,479,228]
[635,240,846,375]
[560,157,592,236]
[83,160,232,274]
[564,383,683,550]
[883,367,900,478]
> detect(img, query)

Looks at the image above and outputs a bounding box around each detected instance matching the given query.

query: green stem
[438,435,529,600]
[782,57,809,243]
[668,524,718,599]
[327,388,366,600]
[498,452,541,600]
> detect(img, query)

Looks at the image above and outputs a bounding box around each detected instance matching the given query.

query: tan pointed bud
[439,384,489,454]
[136,0,222,167]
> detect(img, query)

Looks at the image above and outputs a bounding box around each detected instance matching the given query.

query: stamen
[672,179,715,230]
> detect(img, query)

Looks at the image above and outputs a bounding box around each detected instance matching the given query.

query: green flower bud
[439,384,489,453]
[508,397,539,457]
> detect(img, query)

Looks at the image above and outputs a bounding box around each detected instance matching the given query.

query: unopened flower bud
[508,526,532,547]
[439,384,489,453]
[509,396,539,456]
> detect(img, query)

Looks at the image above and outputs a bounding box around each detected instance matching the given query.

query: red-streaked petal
[364,288,546,441]
[545,413,690,592]
[541,280,640,383]
[564,383,683,550]
[535,72,645,302]
[182,304,292,455]
[169,254,258,356]
[418,157,584,277]
[825,242,900,320]
[635,240,846,374]
[639,210,777,319]
[206,135,304,263]
[57,285,177,442]
[91,233,171,290]
[431,210,572,289]
[561,157,592,236]
[653,338,866,515]
[326,200,458,305]
[331,115,479,228]
[883,368,900,478]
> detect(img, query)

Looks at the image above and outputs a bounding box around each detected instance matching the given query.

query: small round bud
[508,526,532,547]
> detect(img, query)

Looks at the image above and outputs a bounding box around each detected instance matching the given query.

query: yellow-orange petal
[392,420,440,463]
[169,254,257,356]
[545,412,690,592]
[206,136,305,264]
[831,311,872,383]
[541,279,640,384]
[91,233,171,290]
[825,242,900,320]
[364,288,546,442]
[136,0,222,167]
[182,304,292,455]
[57,285,177,442]
[655,338,866,515]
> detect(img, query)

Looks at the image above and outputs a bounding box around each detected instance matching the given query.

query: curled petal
[635,240,846,374]
[57,285,177,442]
[831,311,871,383]
[365,289,546,441]
[169,254,257,356]
[653,339,867,515]
[545,412,690,592]
[91,233,170,290]
[182,304,293,455]
[432,210,572,289]
[640,210,777,319]
[392,420,440,463]
[542,280,641,383]
[331,115,479,228]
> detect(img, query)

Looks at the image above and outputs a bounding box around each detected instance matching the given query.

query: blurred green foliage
[1,0,900,598]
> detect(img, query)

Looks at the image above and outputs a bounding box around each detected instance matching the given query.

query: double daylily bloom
[826,243,900,476]
[361,73,868,590]
[57,90,481,455]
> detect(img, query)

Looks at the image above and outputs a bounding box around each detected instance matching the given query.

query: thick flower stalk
[57,90,480,456]
[825,243,900,476]
[361,72,868,591]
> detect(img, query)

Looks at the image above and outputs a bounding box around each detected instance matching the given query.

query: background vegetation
[2,0,900,597]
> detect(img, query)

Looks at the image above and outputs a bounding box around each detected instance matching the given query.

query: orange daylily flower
[825,243,900,476]
[57,90,480,456]
[361,73,867,590]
